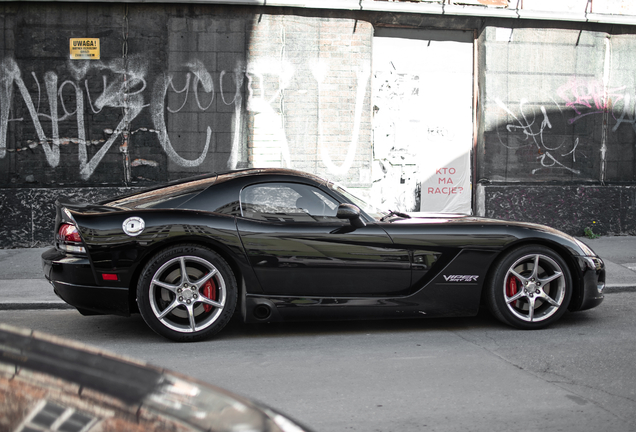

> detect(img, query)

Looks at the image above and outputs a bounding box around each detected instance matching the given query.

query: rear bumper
[42,247,131,316]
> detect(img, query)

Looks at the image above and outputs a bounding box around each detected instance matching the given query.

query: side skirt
[243,285,481,324]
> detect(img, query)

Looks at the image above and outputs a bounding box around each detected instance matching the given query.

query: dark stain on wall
[482,184,636,236]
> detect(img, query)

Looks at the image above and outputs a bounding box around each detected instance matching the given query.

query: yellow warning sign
[69,38,100,60]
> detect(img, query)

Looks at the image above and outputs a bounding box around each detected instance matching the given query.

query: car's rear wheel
[486,245,572,329]
[137,244,237,342]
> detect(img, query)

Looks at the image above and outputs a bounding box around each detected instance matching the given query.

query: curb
[0,303,74,311]
[0,285,632,311]
[604,284,636,293]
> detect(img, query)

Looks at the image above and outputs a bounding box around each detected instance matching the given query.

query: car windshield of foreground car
[329,182,404,221]
[0,324,312,432]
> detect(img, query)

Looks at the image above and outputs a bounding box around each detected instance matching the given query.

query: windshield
[329,183,384,220]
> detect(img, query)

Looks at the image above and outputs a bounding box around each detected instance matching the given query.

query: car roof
[214,168,329,184]
[103,168,332,210]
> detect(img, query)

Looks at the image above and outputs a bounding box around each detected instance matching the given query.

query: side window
[240,183,340,222]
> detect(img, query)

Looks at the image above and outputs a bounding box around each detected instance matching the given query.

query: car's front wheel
[137,244,237,342]
[486,245,572,329]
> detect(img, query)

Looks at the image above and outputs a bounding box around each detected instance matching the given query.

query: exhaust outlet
[244,297,280,323]
[253,303,272,320]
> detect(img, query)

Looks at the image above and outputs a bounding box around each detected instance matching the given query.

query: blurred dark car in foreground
[0,324,310,432]
[42,168,605,342]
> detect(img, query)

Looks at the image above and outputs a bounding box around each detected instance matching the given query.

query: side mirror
[336,203,366,228]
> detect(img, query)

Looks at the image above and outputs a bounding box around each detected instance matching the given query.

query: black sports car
[42,168,605,341]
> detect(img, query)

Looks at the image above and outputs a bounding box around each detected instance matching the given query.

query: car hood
[390,213,598,257]
[399,212,556,229]
[401,212,561,231]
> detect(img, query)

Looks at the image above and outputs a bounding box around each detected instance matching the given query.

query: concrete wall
[0,3,375,247]
[477,24,636,235]
[245,15,372,184]
[2,2,636,247]
[479,184,636,235]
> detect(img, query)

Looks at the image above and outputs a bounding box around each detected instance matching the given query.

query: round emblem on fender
[122,216,145,237]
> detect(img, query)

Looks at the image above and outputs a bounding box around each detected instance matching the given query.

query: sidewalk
[0,236,635,310]
[0,247,70,310]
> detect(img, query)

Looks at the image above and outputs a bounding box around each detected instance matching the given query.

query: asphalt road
[2,293,635,432]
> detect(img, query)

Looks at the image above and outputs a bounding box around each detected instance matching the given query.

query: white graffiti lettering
[495,97,581,175]
[0,55,369,179]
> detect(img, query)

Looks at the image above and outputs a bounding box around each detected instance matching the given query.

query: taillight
[59,224,81,242]
[58,223,86,253]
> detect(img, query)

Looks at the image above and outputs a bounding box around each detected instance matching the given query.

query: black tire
[486,245,572,330]
[137,244,237,342]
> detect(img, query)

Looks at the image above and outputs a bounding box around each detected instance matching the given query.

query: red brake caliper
[201,278,217,312]
[506,276,518,299]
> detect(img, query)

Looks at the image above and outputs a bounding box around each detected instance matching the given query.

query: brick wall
[246,15,373,186]
[2,2,636,247]
[0,4,375,247]
[477,25,636,235]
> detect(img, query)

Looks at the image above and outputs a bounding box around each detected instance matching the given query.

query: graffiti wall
[479,28,636,234]
[245,15,373,186]
[0,4,374,246]
[3,2,636,247]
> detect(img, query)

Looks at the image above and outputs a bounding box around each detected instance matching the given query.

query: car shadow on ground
[217,312,497,341]
[23,309,503,343]
[216,307,603,340]
[12,306,600,343]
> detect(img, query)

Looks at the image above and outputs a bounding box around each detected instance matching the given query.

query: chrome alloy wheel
[149,255,226,333]
[503,253,567,322]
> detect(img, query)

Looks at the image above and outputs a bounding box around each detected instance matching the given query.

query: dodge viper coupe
[42,168,605,342]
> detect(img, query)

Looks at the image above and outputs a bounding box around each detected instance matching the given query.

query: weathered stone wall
[477,24,636,235]
[0,4,373,186]
[479,184,636,236]
[245,15,373,186]
[0,186,140,248]
[0,3,374,247]
[2,2,636,248]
